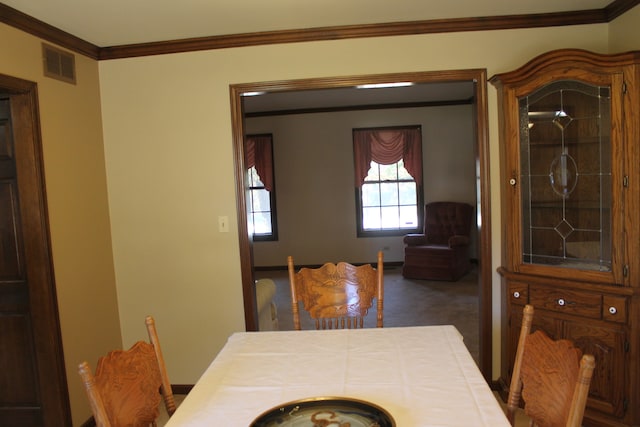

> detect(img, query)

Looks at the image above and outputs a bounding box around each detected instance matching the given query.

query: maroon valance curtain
[353,128,422,187]
[245,135,274,192]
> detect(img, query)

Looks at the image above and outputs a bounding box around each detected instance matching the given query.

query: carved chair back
[507,305,595,427]
[78,316,176,427]
[287,251,384,330]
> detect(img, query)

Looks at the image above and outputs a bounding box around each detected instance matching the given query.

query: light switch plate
[218,216,229,232]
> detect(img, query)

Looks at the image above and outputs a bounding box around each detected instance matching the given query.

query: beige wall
[98,23,611,390]
[0,24,121,425]
[609,4,640,52]
[3,6,640,425]
[246,104,476,266]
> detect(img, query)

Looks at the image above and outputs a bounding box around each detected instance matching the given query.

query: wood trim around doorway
[0,73,71,425]
[230,68,494,381]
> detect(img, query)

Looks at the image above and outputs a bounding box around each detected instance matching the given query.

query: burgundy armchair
[402,201,473,281]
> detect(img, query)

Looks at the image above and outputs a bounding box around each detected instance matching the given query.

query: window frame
[246,133,278,241]
[353,126,424,238]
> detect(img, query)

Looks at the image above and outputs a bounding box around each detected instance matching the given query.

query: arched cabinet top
[489,48,640,88]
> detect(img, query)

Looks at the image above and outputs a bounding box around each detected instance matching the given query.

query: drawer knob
[609,306,617,315]
[509,178,517,186]
[513,291,520,299]
[558,298,566,306]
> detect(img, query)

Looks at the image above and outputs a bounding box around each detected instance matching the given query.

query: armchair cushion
[448,235,470,247]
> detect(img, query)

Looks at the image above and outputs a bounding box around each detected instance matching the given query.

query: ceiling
[242,81,476,114]
[1,0,616,47]
[0,0,626,112]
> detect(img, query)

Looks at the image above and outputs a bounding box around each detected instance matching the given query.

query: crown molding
[605,0,640,18]
[99,10,608,60]
[1,0,639,61]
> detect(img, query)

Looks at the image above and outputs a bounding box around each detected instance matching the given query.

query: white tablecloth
[165,326,510,426]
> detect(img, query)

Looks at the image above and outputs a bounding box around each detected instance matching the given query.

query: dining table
[164,325,511,426]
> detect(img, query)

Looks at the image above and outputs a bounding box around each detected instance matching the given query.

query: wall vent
[42,43,76,84]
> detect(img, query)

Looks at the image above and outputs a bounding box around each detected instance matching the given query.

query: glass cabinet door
[518,80,611,271]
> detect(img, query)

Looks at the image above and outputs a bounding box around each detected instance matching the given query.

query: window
[353,126,423,237]
[245,134,278,241]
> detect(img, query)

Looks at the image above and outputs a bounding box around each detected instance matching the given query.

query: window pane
[399,205,418,228]
[246,189,254,212]
[362,206,381,229]
[364,162,379,181]
[253,212,272,234]
[397,159,412,180]
[380,182,399,206]
[252,188,270,212]
[362,183,380,207]
[248,166,264,187]
[380,206,400,228]
[399,182,417,204]
[379,163,398,180]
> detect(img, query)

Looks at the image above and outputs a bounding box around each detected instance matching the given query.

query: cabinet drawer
[529,287,601,319]
[508,282,528,305]
[602,295,627,323]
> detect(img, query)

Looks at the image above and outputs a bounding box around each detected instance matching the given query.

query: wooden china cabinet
[491,49,640,427]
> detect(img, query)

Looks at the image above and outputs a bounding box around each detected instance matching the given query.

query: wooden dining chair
[78,316,176,427]
[507,305,596,427]
[287,251,384,330]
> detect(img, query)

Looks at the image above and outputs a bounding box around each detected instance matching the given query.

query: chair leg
[506,305,534,426]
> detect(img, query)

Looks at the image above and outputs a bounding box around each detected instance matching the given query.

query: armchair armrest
[404,234,429,246]
[255,279,278,331]
[448,235,470,247]
[256,279,276,310]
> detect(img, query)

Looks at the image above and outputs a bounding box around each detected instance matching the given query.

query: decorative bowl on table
[250,396,395,427]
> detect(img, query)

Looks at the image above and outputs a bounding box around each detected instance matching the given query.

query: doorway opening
[229,69,493,380]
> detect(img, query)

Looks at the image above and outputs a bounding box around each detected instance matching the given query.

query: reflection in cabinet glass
[518,80,611,271]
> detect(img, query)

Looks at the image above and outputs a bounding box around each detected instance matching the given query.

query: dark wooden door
[0,76,71,426]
